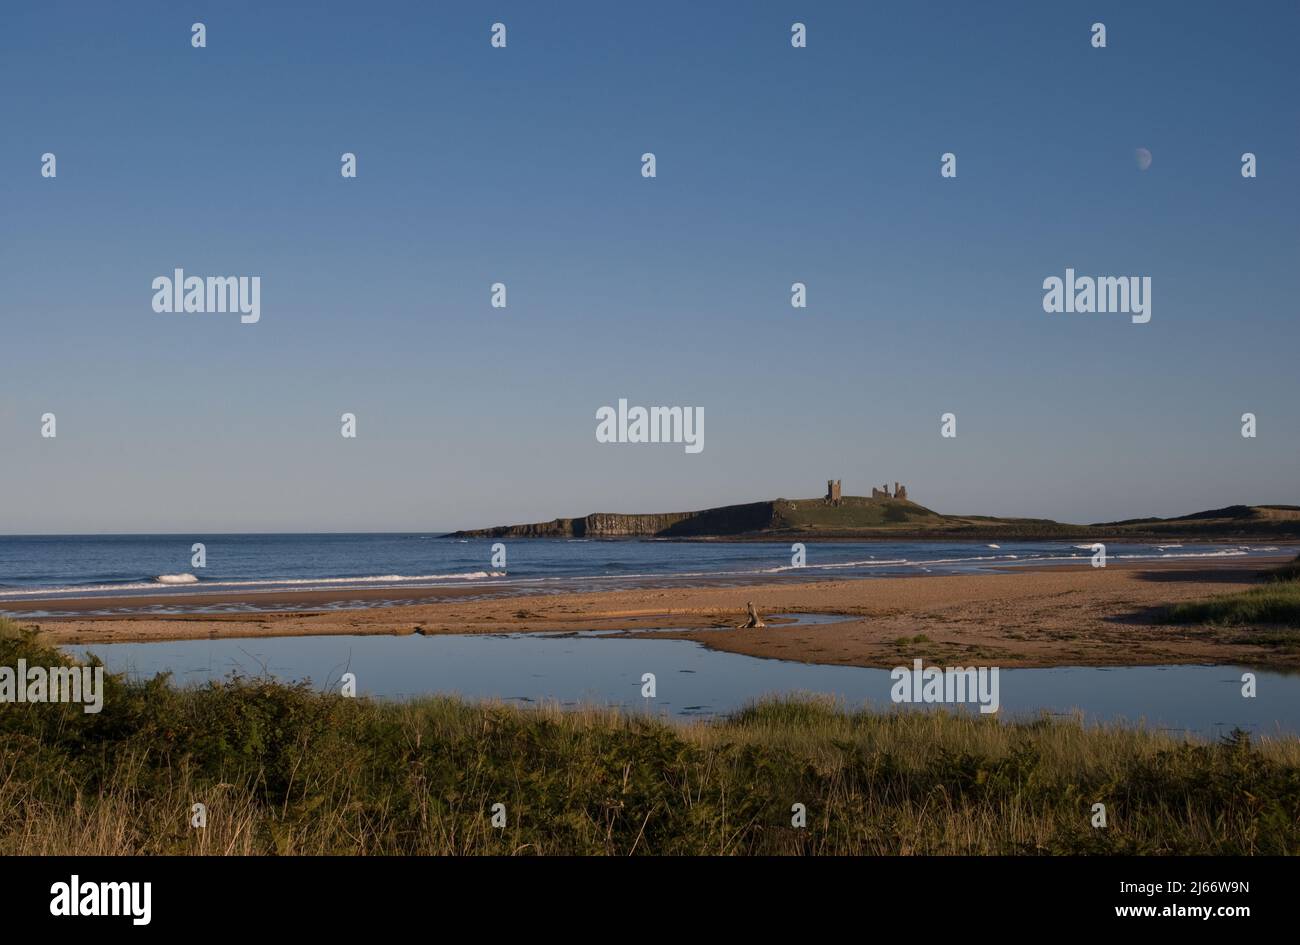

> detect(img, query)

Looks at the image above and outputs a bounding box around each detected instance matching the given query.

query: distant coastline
[451,498,1300,542]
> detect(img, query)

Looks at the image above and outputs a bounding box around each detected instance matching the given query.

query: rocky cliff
[451,501,779,539]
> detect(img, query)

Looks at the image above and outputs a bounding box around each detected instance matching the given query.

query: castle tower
[826,479,842,506]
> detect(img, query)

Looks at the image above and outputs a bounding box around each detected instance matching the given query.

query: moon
[1135,148,1153,171]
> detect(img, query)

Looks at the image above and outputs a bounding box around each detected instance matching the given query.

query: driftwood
[737,601,766,629]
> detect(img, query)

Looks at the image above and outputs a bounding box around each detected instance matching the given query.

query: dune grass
[2,617,1299,855]
[1160,583,1300,627]
[1270,554,1300,582]
[1159,554,1300,631]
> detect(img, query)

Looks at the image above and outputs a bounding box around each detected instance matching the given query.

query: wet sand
[18,556,1297,670]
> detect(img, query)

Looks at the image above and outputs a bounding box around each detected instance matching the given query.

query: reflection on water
[65,620,1300,739]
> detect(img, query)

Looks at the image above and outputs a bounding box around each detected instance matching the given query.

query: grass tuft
[1159,554,1300,629]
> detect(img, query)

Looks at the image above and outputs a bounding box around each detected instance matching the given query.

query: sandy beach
[16,556,1296,670]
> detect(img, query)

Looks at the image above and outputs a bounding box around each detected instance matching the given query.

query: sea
[0,533,1286,615]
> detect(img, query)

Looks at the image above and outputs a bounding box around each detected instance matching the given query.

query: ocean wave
[0,543,1277,603]
[0,571,508,598]
[755,555,1029,574]
[189,572,509,587]
[1115,549,1248,559]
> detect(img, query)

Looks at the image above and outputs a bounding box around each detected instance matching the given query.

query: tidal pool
[65,620,1300,739]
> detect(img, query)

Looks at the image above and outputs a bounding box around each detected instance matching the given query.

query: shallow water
[66,618,1300,738]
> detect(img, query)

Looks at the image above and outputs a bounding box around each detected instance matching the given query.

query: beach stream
[66,613,1300,738]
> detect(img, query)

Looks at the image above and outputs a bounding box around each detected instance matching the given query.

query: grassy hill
[768,497,1081,538]
[1092,505,1300,539]
[771,496,948,529]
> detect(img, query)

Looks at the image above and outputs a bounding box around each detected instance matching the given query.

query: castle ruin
[826,479,910,502]
[870,481,909,500]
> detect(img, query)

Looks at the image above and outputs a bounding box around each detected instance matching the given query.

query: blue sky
[2,1,1297,533]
